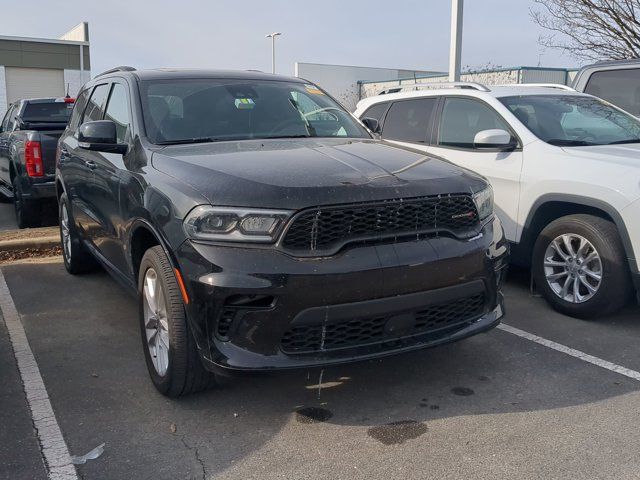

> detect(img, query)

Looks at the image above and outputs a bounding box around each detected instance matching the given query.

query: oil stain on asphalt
[295,407,333,424]
[367,420,427,445]
[451,387,475,396]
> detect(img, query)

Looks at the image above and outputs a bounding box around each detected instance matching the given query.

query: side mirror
[474,129,516,150]
[78,120,128,154]
[361,117,381,134]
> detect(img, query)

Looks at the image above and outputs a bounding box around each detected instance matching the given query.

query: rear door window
[381,98,437,143]
[584,68,640,116]
[82,84,110,123]
[438,97,510,149]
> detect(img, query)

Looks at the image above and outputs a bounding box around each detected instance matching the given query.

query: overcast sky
[3,0,578,76]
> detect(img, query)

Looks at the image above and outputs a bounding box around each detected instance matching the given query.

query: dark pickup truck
[0,97,74,228]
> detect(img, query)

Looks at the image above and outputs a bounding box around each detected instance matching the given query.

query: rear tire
[138,246,215,397]
[59,193,97,274]
[532,214,630,319]
[13,177,40,229]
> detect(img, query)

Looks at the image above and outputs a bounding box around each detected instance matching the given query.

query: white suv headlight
[184,206,293,242]
[473,185,494,222]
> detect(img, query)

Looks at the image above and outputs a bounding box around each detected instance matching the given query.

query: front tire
[138,246,215,397]
[532,214,630,319]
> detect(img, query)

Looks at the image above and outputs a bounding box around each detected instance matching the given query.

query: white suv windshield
[500,94,640,146]
[140,79,368,144]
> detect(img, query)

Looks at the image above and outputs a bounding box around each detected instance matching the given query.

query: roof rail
[96,66,137,77]
[379,82,491,95]
[499,83,576,91]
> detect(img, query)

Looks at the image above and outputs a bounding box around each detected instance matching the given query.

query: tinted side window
[104,83,132,143]
[69,89,91,130]
[362,102,389,122]
[382,98,436,143]
[4,105,19,132]
[82,84,110,123]
[585,69,640,116]
[439,97,510,149]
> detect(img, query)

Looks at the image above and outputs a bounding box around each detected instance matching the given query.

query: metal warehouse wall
[521,68,569,84]
[0,39,90,71]
[295,62,443,111]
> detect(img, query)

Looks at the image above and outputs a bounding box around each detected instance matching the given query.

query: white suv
[355,83,640,318]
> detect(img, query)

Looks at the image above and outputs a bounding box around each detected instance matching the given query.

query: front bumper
[177,215,509,372]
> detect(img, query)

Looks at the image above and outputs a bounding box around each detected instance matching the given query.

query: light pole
[265,32,282,74]
[449,0,463,82]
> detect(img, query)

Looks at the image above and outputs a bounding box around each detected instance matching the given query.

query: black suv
[56,67,508,397]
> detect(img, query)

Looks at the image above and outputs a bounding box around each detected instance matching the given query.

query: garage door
[5,67,65,104]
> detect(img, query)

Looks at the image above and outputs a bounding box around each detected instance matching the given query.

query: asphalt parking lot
[1,257,640,480]
[0,202,16,231]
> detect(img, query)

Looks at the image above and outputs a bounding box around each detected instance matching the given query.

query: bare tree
[531,0,640,61]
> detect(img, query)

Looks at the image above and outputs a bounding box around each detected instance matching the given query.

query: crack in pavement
[180,436,207,480]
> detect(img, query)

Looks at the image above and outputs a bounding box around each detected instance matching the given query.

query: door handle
[84,160,97,169]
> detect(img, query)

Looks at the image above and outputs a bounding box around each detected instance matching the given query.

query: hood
[561,143,640,169]
[151,138,487,209]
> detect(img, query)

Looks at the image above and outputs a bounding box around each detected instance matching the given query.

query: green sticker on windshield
[234,98,255,109]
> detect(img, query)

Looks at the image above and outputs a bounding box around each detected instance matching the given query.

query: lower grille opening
[215,295,277,341]
[280,293,486,354]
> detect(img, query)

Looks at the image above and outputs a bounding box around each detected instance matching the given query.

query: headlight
[473,185,494,222]
[184,206,293,242]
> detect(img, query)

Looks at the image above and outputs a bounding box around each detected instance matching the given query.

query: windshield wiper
[606,139,640,145]
[547,139,597,147]
[155,137,231,146]
[258,134,312,140]
[156,134,315,145]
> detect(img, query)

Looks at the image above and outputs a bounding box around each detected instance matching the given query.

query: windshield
[499,94,640,146]
[22,101,73,123]
[139,78,369,144]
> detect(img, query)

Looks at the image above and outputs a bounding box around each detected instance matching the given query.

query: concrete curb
[0,236,60,252]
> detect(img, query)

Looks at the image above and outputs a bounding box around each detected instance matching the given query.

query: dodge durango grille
[281,194,479,254]
[280,292,486,354]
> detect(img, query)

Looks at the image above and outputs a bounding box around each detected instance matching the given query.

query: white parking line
[0,268,78,480]
[498,323,640,382]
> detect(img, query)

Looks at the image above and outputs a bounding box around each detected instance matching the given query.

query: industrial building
[296,63,577,111]
[0,22,90,115]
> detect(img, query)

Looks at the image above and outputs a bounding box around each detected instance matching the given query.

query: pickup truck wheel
[13,177,40,229]
[532,214,630,319]
[59,193,97,274]
[138,246,215,397]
